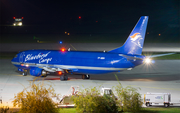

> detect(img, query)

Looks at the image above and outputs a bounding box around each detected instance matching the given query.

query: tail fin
[109,16,148,55]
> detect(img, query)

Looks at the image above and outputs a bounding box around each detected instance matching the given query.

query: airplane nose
[11,57,18,63]
[11,58,15,62]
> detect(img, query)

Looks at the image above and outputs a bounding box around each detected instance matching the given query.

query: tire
[146,103,150,107]
[64,76,68,80]
[82,74,90,79]
[60,76,65,81]
[86,74,90,79]
[164,103,169,108]
[22,71,27,76]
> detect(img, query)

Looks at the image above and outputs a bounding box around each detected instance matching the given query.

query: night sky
[0,0,180,42]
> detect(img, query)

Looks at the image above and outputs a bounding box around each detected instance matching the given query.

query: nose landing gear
[22,70,28,76]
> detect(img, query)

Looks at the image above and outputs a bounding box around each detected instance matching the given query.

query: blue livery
[11,16,153,81]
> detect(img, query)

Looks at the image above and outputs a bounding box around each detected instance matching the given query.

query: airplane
[11,16,174,81]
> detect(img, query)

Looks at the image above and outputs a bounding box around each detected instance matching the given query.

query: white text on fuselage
[25,52,52,63]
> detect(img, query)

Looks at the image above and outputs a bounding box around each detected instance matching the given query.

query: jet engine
[30,67,46,76]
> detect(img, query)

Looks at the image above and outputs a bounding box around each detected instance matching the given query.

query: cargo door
[164,94,169,103]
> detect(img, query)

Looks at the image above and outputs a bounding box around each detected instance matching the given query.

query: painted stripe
[11,62,128,71]
[70,44,77,51]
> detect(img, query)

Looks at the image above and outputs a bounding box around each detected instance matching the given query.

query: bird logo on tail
[130,33,143,48]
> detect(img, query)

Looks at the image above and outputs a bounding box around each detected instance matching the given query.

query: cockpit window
[14,54,18,58]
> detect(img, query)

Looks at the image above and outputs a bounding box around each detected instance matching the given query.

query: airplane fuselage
[11,50,144,75]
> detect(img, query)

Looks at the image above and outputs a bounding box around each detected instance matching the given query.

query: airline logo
[130,33,143,48]
[24,51,52,63]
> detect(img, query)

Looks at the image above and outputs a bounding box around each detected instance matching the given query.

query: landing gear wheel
[60,76,65,81]
[86,74,90,79]
[82,74,90,79]
[64,76,68,80]
[60,75,68,81]
[22,70,27,76]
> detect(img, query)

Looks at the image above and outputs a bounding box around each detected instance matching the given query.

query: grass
[59,107,180,113]
[141,107,180,113]
[142,52,180,60]
[60,108,76,113]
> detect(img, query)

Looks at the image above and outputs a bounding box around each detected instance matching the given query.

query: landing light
[61,48,65,52]
[144,58,151,64]
[58,71,62,75]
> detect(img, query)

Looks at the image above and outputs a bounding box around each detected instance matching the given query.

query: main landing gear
[82,74,90,79]
[60,74,90,81]
[60,75,68,81]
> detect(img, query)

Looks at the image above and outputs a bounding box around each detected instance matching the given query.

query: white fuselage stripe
[11,62,128,71]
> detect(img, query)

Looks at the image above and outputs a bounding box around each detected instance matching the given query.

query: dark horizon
[0,0,179,43]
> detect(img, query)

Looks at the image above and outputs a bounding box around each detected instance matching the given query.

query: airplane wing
[119,53,175,61]
[146,53,175,58]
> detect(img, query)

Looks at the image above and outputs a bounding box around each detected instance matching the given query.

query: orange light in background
[21,64,24,66]
[13,17,15,19]
[65,31,67,34]
[61,48,65,52]
[67,33,70,35]
[58,71,62,75]
[159,34,161,36]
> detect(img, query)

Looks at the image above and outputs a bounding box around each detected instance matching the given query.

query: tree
[12,80,60,113]
[114,75,143,112]
[72,87,118,113]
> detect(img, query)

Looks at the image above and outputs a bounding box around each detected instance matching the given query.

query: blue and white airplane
[11,16,174,81]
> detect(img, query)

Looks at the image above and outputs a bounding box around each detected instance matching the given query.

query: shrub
[114,75,143,112]
[72,87,118,113]
[12,80,60,113]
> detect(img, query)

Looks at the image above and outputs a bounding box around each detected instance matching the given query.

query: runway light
[59,41,62,44]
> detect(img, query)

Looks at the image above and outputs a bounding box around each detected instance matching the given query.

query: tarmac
[0,43,180,52]
[0,43,180,109]
[0,59,180,108]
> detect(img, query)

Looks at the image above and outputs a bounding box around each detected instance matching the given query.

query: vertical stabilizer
[109,16,148,55]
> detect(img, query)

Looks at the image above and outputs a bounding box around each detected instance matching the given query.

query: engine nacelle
[30,67,43,76]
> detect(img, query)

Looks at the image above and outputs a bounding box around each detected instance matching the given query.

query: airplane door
[19,52,25,63]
